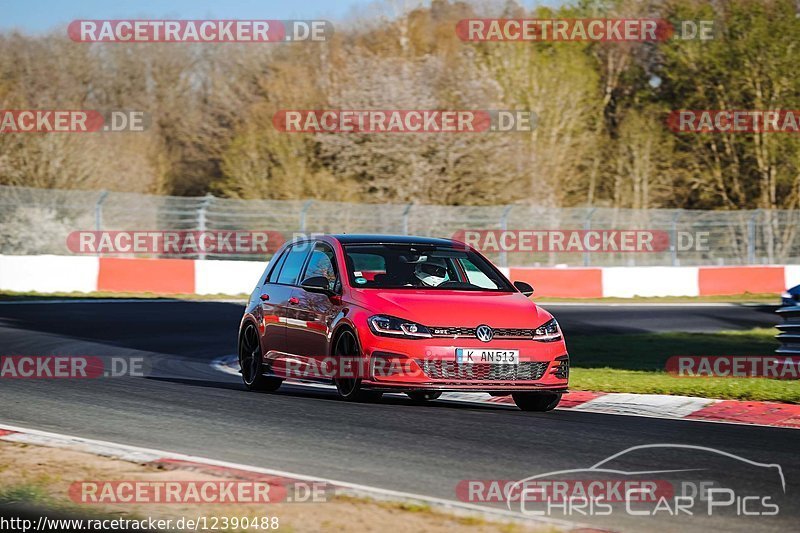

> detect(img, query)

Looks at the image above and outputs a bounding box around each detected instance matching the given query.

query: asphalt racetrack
[0,299,796,532]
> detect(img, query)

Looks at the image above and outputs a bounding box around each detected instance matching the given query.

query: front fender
[329,305,373,356]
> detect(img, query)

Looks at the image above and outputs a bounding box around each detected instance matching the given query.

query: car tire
[512,392,561,412]
[406,391,442,403]
[239,323,283,392]
[332,329,382,403]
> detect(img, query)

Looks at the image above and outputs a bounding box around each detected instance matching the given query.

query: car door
[285,241,344,370]
[259,243,311,360]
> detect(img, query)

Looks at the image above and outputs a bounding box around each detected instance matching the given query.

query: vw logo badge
[476,325,494,342]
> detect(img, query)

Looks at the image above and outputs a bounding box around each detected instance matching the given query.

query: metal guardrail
[1,184,800,266]
[775,307,800,355]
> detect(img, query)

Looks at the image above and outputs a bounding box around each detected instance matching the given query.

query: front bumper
[358,331,569,392]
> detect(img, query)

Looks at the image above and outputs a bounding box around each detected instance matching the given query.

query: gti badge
[476,324,494,342]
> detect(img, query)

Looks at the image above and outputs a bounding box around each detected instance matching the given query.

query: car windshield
[342,243,513,291]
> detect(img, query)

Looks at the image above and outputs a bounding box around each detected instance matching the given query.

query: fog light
[551,355,569,379]
[371,352,423,379]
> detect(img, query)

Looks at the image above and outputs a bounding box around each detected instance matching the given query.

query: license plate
[455,348,519,365]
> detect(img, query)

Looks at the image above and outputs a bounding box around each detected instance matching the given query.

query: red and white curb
[213,356,800,429]
[488,392,800,429]
[0,423,586,531]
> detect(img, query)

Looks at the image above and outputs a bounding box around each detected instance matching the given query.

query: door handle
[260,294,270,301]
[289,297,300,305]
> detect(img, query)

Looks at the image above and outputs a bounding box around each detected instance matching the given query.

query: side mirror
[513,281,534,297]
[301,276,334,295]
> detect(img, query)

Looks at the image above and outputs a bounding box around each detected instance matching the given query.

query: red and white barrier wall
[0,255,264,295]
[1,255,798,297]
[509,265,800,298]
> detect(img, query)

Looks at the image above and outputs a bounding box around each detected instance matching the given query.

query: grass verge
[567,328,799,403]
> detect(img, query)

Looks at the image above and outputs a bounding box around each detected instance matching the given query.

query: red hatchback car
[238,235,568,411]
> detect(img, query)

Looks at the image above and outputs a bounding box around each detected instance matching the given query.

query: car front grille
[429,326,538,339]
[416,360,549,381]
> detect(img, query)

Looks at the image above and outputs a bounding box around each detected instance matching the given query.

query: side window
[302,242,339,291]
[266,249,289,284]
[276,243,311,285]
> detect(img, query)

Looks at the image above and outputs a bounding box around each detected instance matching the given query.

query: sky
[1,0,567,33]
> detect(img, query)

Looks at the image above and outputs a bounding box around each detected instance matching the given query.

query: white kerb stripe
[571,393,718,418]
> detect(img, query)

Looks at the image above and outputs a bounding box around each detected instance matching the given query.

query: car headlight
[368,315,432,338]
[533,318,562,342]
[781,291,792,299]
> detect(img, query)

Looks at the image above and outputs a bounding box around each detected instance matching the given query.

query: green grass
[0,483,50,504]
[568,328,778,371]
[571,369,800,403]
[567,328,799,403]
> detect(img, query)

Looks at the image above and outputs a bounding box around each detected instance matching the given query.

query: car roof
[329,234,459,246]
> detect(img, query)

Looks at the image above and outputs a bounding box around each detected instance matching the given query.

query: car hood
[348,289,553,328]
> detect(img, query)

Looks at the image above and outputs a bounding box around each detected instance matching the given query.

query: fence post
[670,210,682,266]
[197,193,213,260]
[401,203,413,235]
[498,204,514,268]
[583,208,596,267]
[747,210,758,264]
[299,200,314,234]
[94,190,108,232]
[94,190,108,258]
